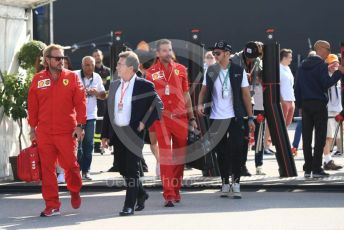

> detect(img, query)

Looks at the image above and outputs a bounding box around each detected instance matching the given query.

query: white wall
[0,4,30,179]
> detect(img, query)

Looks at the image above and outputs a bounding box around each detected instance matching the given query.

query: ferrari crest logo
[174,69,180,76]
[63,79,69,86]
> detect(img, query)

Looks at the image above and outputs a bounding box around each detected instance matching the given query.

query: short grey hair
[82,56,95,65]
[118,51,139,72]
[156,39,172,51]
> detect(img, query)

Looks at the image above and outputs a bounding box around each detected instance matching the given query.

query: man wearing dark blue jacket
[295,40,344,178]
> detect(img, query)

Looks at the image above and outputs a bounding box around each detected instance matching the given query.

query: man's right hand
[197,104,205,116]
[101,138,109,149]
[338,65,344,75]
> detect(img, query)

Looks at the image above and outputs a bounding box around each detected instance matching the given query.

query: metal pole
[341,121,343,154]
[49,0,54,43]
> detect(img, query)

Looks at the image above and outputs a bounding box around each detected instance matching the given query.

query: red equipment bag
[17,141,41,182]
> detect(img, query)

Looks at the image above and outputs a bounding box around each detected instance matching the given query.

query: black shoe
[313,169,330,178]
[119,207,134,216]
[241,166,252,177]
[135,193,149,211]
[107,166,119,172]
[304,171,311,178]
[142,166,149,173]
[164,201,174,207]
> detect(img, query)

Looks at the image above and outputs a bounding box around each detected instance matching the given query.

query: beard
[50,64,63,72]
[160,56,172,64]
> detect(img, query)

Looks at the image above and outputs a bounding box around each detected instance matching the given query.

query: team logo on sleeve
[174,69,180,76]
[63,79,69,86]
[37,79,51,88]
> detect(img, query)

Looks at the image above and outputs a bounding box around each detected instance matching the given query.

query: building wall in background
[52,0,343,70]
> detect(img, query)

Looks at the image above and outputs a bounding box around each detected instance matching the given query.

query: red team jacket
[28,69,86,134]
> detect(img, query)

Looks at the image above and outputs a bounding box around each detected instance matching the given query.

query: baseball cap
[244,41,260,59]
[326,54,339,64]
[211,40,232,52]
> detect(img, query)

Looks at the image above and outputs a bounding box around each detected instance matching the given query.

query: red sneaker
[71,192,81,209]
[40,207,60,217]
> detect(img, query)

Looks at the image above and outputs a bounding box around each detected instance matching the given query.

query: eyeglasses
[212,51,222,56]
[48,56,67,61]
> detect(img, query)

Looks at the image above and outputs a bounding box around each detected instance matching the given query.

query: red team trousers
[37,131,82,209]
[154,115,188,201]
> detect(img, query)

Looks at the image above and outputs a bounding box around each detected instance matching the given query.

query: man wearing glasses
[197,40,254,199]
[28,44,86,217]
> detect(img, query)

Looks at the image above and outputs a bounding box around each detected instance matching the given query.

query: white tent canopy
[0,0,54,9]
[0,0,55,179]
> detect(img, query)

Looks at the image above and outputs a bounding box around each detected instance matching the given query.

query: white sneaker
[220,184,230,197]
[231,183,242,199]
[155,162,160,177]
[57,172,65,184]
[256,166,266,175]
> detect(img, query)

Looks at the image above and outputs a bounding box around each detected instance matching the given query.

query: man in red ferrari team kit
[28,44,86,217]
[146,39,198,207]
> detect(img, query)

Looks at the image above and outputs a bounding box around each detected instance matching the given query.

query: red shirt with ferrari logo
[28,69,86,134]
[146,59,189,116]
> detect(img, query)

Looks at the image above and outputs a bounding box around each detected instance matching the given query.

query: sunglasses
[48,56,67,61]
[212,51,223,56]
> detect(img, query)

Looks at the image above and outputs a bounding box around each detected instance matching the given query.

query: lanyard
[81,71,94,88]
[119,81,130,104]
[218,65,230,89]
[160,62,175,83]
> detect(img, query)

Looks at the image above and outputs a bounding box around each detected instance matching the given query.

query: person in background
[292,50,317,156]
[322,54,343,171]
[92,49,111,155]
[231,41,263,176]
[280,49,295,128]
[75,56,106,180]
[203,51,216,74]
[295,40,344,178]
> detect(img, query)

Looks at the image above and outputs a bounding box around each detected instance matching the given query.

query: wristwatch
[76,124,86,129]
[248,116,254,122]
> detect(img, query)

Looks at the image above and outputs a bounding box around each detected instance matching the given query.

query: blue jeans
[78,119,96,173]
[292,120,302,149]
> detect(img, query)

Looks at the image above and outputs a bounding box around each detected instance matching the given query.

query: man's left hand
[87,88,98,97]
[137,121,145,132]
[72,127,84,141]
[190,120,198,130]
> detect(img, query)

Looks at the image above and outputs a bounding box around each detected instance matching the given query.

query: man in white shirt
[198,40,254,199]
[75,56,106,180]
[101,51,162,216]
